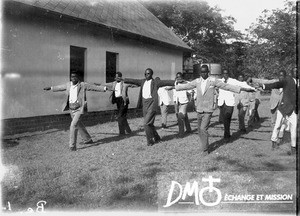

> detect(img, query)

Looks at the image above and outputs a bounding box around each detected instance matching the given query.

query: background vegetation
[141,0,297,78]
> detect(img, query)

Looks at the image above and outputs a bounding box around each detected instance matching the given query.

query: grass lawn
[1,95,297,214]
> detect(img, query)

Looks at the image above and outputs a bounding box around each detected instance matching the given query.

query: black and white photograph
[1,0,299,215]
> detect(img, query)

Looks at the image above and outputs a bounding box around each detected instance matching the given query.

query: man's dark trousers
[220,103,234,138]
[143,98,160,143]
[116,97,131,135]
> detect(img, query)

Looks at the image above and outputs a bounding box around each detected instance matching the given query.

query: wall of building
[2,5,183,119]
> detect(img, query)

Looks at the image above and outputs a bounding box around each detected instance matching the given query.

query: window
[106,52,118,83]
[70,46,86,81]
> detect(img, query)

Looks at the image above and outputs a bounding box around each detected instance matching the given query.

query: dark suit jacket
[106,81,134,105]
[264,75,297,116]
[124,77,174,109]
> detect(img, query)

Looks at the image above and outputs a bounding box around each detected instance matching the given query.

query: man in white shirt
[174,72,192,137]
[124,68,174,146]
[235,74,250,133]
[218,69,254,142]
[175,65,255,153]
[44,72,108,151]
[103,72,136,136]
[157,87,173,129]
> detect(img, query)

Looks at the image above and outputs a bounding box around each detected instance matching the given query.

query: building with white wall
[1,0,191,134]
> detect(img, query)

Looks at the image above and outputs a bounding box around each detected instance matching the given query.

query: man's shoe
[154,135,161,142]
[224,135,231,143]
[147,139,155,146]
[178,133,185,138]
[69,146,77,151]
[271,141,279,150]
[82,139,93,145]
[287,147,296,155]
[240,129,247,134]
[185,130,192,134]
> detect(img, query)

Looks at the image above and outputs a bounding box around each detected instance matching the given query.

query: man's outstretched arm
[43,84,68,92]
[123,78,143,86]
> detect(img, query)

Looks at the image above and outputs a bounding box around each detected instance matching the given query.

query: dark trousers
[219,104,234,138]
[248,99,260,127]
[116,97,131,135]
[177,103,191,136]
[237,104,247,131]
[143,98,160,144]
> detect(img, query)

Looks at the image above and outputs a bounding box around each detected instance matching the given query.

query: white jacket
[218,78,253,107]
[158,87,173,105]
[174,81,192,104]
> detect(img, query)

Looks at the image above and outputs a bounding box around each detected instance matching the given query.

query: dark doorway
[106,52,118,83]
[70,46,86,81]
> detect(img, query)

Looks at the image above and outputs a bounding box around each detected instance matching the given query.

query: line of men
[43,65,297,156]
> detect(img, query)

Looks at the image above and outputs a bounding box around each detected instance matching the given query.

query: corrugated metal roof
[11,0,191,51]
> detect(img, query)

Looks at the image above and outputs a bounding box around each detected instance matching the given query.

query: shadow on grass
[105,183,156,210]
[143,167,163,179]
[78,130,144,150]
[262,161,288,171]
[208,117,268,153]
[161,117,198,129]
[160,128,198,142]
[2,139,20,148]
[115,175,135,184]
[213,155,252,171]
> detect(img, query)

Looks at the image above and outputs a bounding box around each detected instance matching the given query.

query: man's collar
[71,81,80,87]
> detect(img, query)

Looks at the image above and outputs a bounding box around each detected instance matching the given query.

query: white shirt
[158,87,172,105]
[201,78,208,95]
[114,82,122,98]
[174,82,191,104]
[218,78,253,106]
[69,82,79,103]
[142,79,152,99]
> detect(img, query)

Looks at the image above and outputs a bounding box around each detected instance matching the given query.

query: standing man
[217,69,254,141]
[269,88,290,147]
[124,68,174,146]
[270,88,283,127]
[174,72,192,137]
[175,65,255,153]
[105,72,135,136]
[157,86,173,129]
[235,74,250,133]
[252,70,297,155]
[43,72,109,151]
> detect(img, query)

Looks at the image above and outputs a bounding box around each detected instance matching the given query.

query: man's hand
[105,85,114,91]
[252,82,263,89]
[165,86,174,90]
[43,87,51,91]
[240,87,256,92]
[246,77,252,84]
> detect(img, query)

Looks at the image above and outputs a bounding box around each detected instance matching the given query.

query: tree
[242,1,296,78]
[140,0,240,63]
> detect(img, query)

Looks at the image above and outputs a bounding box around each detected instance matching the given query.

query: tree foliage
[242,1,296,78]
[140,0,296,79]
[140,0,240,63]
